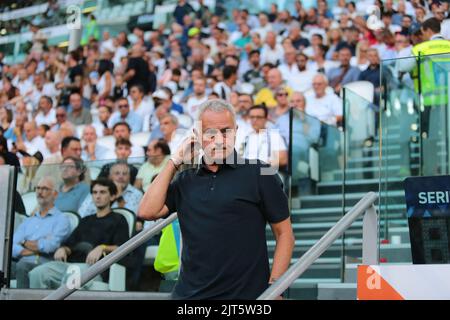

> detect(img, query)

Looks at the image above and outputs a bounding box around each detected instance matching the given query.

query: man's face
[285,49,296,65]
[339,48,352,66]
[147,141,164,164]
[39,98,52,113]
[312,76,327,96]
[160,116,177,137]
[367,50,379,65]
[92,184,114,210]
[56,108,67,124]
[45,131,59,150]
[98,106,111,123]
[63,141,82,158]
[61,159,80,181]
[296,54,308,70]
[237,95,253,113]
[24,122,37,141]
[115,144,131,159]
[276,89,289,107]
[70,94,82,110]
[193,79,206,96]
[200,110,236,163]
[249,108,267,131]
[130,87,142,101]
[113,125,130,140]
[290,93,306,112]
[110,164,130,189]
[36,179,57,208]
[117,100,130,117]
[267,70,282,90]
[83,127,97,143]
[249,52,260,67]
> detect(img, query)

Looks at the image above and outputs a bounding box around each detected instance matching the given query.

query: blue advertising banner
[404,175,450,264]
[404,175,450,218]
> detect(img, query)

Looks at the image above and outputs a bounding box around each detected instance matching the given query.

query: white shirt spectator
[13,78,33,96]
[260,43,285,65]
[278,63,299,83]
[213,82,234,102]
[287,69,316,93]
[238,128,287,165]
[305,92,343,126]
[28,83,59,109]
[254,24,273,41]
[442,19,450,40]
[35,108,57,127]
[185,95,208,119]
[129,97,155,119]
[24,136,46,156]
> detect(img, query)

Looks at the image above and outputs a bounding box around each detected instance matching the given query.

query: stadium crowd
[2,0,450,291]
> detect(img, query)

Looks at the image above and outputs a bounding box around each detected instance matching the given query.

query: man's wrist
[169,157,181,170]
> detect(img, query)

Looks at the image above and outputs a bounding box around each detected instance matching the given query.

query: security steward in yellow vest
[410,18,450,137]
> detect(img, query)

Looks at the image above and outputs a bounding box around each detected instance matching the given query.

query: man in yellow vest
[400,18,450,138]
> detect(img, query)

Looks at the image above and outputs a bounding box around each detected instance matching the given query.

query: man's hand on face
[171,131,201,168]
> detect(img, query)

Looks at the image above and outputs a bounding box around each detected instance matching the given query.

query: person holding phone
[138,99,294,300]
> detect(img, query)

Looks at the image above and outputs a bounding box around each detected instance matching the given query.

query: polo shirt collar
[196,150,240,175]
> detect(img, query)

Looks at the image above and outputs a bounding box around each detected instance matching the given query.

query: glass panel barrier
[342,87,378,272]
[9,156,168,293]
[289,109,345,291]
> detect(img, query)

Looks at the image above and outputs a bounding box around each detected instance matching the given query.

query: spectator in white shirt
[185,77,208,119]
[260,31,285,65]
[12,68,33,96]
[160,113,186,153]
[288,53,316,93]
[238,104,288,169]
[279,46,299,83]
[110,122,145,161]
[305,74,343,126]
[42,130,61,159]
[128,84,154,120]
[18,121,47,157]
[27,72,58,111]
[254,12,273,40]
[213,65,238,102]
[34,96,56,127]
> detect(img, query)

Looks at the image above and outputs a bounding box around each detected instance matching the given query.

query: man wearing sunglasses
[109,97,143,133]
[11,176,71,288]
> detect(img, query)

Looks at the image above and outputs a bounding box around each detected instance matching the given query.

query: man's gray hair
[161,113,179,126]
[196,99,236,126]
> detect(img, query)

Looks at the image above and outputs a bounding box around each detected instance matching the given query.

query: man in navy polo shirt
[139,99,294,300]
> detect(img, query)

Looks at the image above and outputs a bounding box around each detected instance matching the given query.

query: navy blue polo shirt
[165,153,290,300]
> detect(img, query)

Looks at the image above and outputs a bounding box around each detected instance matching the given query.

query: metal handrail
[258,191,379,300]
[44,213,178,300]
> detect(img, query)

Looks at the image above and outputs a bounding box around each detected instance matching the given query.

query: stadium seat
[14,212,26,232]
[132,1,146,16]
[112,207,136,237]
[97,135,115,151]
[343,81,374,104]
[88,166,102,180]
[62,211,80,233]
[22,192,37,216]
[130,132,151,148]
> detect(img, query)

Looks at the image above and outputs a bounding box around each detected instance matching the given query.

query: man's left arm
[35,215,72,254]
[269,217,295,283]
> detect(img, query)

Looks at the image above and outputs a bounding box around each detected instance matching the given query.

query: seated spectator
[15,120,46,160]
[67,92,92,125]
[34,96,56,127]
[185,77,208,119]
[79,162,142,218]
[54,156,90,212]
[278,46,299,84]
[42,130,61,159]
[213,65,238,102]
[236,104,288,169]
[29,178,129,290]
[92,103,113,137]
[11,176,71,288]
[254,68,292,108]
[327,46,361,94]
[260,31,284,65]
[97,138,139,184]
[128,84,154,121]
[159,113,186,152]
[135,139,170,192]
[243,50,265,92]
[269,87,291,124]
[81,125,112,161]
[51,107,70,132]
[109,97,143,133]
[288,53,316,92]
[32,136,90,189]
[110,122,145,161]
[305,74,343,126]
